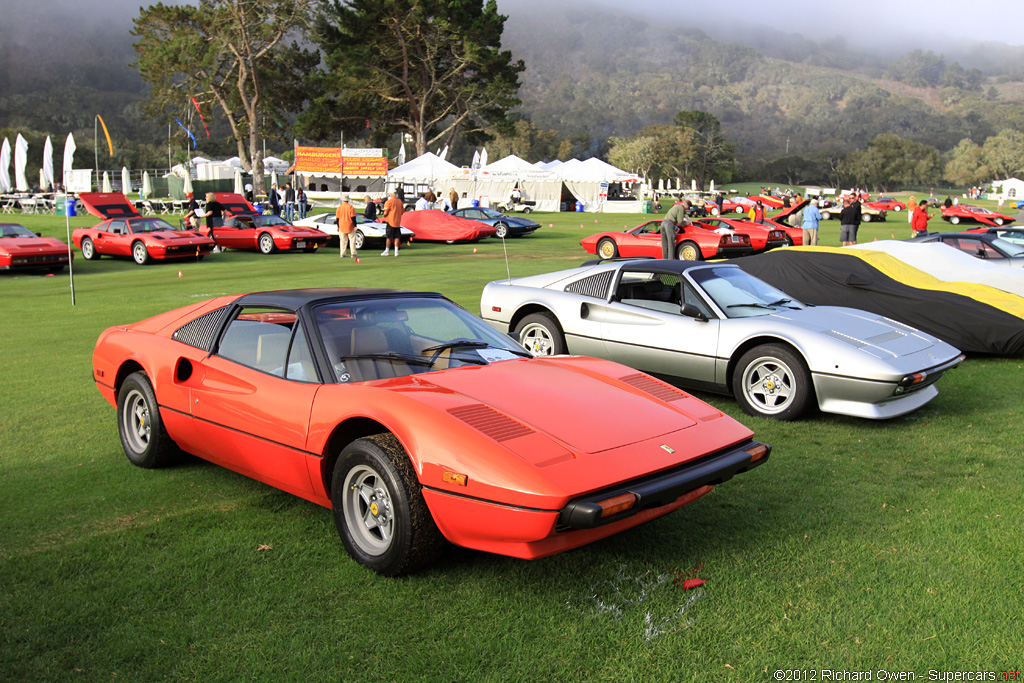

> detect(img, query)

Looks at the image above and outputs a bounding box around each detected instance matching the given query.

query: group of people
[266,183,308,221]
[334,191,406,259]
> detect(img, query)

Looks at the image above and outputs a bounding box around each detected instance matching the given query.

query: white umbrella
[658,177,665,192]
[691,178,696,191]
[440,145,449,161]
[62,133,76,189]
[102,171,112,192]
[479,147,488,168]
[182,172,193,196]
[471,150,480,170]
[0,138,10,193]
[121,166,131,195]
[709,179,715,193]
[42,137,54,190]
[14,134,28,191]
[233,168,243,194]
[271,170,279,189]
[142,171,152,197]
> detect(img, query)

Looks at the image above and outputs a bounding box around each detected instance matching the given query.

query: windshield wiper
[420,340,489,354]
[726,302,775,309]
[339,352,435,366]
[766,298,793,307]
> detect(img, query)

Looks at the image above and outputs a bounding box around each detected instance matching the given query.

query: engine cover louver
[447,404,534,442]
[617,373,688,402]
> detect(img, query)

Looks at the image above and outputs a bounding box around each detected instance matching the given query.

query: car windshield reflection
[130,219,177,233]
[0,224,35,237]
[690,266,806,318]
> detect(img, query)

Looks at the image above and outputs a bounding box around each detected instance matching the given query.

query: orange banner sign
[295,146,388,176]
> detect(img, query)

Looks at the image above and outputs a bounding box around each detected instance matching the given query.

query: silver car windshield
[689,266,806,318]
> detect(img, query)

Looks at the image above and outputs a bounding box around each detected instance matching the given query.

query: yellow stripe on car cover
[789,246,1024,321]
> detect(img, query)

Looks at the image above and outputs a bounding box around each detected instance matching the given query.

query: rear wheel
[677,241,702,261]
[117,372,180,468]
[514,312,566,355]
[81,237,99,260]
[732,344,813,421]
[862,214,873,222]
[522,207,532,214]
[950,216,960,225]
[132,241,150,265]
[259,232,276,254]
[995,218,1005,226]
[331,434,444,576]
[597,238,618,259]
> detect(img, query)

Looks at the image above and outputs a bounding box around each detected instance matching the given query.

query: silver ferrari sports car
[480,259,964,421]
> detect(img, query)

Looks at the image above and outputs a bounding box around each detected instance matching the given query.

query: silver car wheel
[259,232,276,254]
[520,322,556,355]
[132,241,150,265]
[353,230,365,249]
[121,388,151,454]
[342,464,394,556]
[741,356,796,415]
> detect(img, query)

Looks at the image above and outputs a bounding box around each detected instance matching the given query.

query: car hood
[147,231,210,242]
[1,236,66,251]
[423,358,703,454]
[768,306,939,358]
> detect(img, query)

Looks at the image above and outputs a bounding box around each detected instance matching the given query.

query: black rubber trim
[559,440,770,530]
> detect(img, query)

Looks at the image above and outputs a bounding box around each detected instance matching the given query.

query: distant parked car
[448,207,540,238]
[0,222,72,272]
[819,203,887,222]
[941,204,1015,227]
[292,212,413,248]
[907,231,1024,267]
[581,219,752,261]
[867,197,906,212]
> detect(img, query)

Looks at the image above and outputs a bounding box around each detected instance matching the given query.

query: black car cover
[733,250,1024,356]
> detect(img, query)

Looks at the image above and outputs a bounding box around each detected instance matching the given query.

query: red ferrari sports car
[93,288,770,575]
[582,220,753,261]
[0,223,73,272]
[866,197,906,212]
[73,193,215,264]
[401,209,497,242]
[941,204,1015,227]
[693,217,789,252]
[202,193,328,254]
[721,198,752,215]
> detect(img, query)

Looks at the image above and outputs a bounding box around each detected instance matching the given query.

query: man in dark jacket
[839,197,861,246]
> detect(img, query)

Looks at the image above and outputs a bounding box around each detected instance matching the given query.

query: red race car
[73,193,215,265]
[401,209,497,242]
[866,197,906,212]
[941,204,1015,227]
[693,217,789,252]
[92,288,771,575]
[721,198,753,215]
[582,220,752,261]
[202,193,328,254]
[747,194,787,208]
[0,222,73,272]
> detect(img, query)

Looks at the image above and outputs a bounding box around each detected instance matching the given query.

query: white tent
[479,154,538,175]
[388,152,459,188]
[556,158,642,212]
[0,138,10,193]
[263,156,290,172]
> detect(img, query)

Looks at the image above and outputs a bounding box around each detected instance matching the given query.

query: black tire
[117,371,180,468]
[513,312,566,355]
[522,207,532,214]
[494,221,509,238]
[732,344,813,421]
[331,434,444,576]
[677,241,702,261]
[132,241,150,265]
[81,237,99,260]
[597,237,618,259]
[258,232,276,254]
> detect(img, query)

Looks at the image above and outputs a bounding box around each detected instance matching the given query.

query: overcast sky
[497,0,1024,48]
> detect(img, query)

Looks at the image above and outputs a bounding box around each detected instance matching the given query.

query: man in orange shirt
[335,195,357,258]
[381,190,404,256]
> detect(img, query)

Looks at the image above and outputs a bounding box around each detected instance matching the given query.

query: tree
[607,135,661,180]
[944,138,989,187]
[309,0,524,156]
[841,134,941,191]
[132,0,316,190]
[672,110,736,190]
[981,129,1024,180]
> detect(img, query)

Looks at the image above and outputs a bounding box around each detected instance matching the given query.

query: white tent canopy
[389,152,460,185]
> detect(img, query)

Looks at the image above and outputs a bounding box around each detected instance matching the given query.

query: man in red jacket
[911,200,933,237]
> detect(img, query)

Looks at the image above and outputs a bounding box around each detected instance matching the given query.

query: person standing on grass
[284,183,296,222]
[363,195,378,222]
[660,201,690,260]
[381,190,404,257]
[848,192,863,245]
[911,200,933,237]
[802,199,822,246]
[839,197,858,247]
[336,195,358,259]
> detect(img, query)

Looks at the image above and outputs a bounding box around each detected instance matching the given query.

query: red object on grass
[682,578,706,590]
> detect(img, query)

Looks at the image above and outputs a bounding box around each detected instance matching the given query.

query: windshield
[128,219,177,233]
[480,209,504,219]
[313,297,528,383]
[991,237,1024,257]
[254,215,291,227]
[689,266,806,318]
[0,224,35,237]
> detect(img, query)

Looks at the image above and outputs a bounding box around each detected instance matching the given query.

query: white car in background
[292,212,413,248]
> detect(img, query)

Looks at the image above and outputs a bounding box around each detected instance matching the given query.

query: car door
[95,219,129,256]
[595,270,721,384]
[186,307,321,498]
[617,222,663,257]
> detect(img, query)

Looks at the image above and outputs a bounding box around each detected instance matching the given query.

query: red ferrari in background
[73,193,214,264]
[747,195,787,208]
[941,204,1015,227]
[721,198,752,215]
[0,223,73,272]
[401,209,497,242]
[92,288,770,575]
[582,220,752,261]
[202,193,328,254]
[693,217,789,252]
[866,197,906,212]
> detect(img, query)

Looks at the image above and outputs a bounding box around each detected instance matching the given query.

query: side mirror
[681,302,707,322]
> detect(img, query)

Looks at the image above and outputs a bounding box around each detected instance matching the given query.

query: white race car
[292,212,413,248]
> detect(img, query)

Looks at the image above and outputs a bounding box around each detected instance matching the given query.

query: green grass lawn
[2,207,1022,681]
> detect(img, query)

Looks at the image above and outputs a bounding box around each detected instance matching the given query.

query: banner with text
[295,146,388,176]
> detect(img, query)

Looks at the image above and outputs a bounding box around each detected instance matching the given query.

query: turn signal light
[491,306,501,312]
[442,471,468,487]
[597,493,637,518]
[745,443,769,463]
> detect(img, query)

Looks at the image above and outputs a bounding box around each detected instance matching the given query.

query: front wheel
[677,241,702,261]
[331,434,444,576]
[353,230,365,250]
[949,216,960,225]
[994,218,1005,226]
[597,237,618,259]
[514,312,566,355]
[117,372,180,468]
[258,232,276,254]
[732,344,813,421]
[494,221,509,238]
[893,206,902,212]
[132,241,150,265]
[81,237,99,260]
